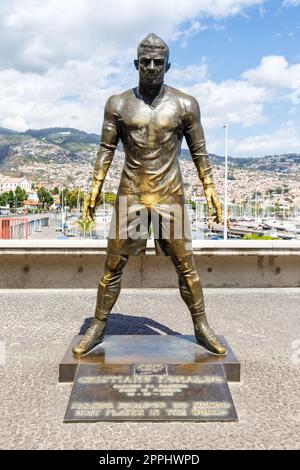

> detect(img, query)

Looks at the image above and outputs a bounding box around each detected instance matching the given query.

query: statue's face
[135,51,170,85]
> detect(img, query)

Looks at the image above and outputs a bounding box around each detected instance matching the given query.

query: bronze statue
[72,33,226,357]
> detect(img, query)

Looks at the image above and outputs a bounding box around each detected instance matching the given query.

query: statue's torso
[114,85,188,197]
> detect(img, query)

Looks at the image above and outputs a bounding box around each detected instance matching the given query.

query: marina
[2,208,300,241]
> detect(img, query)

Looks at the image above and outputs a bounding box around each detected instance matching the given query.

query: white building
[27,191,39,202]
[0,176,32,194]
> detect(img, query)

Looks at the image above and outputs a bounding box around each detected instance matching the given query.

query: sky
[0,0,300,157]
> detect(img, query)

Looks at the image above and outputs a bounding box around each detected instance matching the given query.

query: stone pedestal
[59,334,240,383]
[61,335,240,423]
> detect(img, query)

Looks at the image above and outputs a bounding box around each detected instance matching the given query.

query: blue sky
[173,3,299,79]
[168,1,300,156]
[0,0,300,157]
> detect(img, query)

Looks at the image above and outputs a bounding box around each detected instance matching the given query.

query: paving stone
[0,287,299,449]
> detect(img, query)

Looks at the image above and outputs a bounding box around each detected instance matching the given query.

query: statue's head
[134,33,171,85]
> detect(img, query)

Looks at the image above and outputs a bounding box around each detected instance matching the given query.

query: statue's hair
[137,33,169,60]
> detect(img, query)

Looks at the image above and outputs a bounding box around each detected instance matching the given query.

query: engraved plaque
[64,363,238,422]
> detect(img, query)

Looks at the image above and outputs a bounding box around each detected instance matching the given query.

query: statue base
[62,335,240,422]
[59,334,240,383]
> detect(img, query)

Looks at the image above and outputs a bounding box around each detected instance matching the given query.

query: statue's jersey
[94,84,213,202]
[116,86,185,196]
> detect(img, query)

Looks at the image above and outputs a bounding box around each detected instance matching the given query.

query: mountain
[180,148,254,167]
[24,127,99,151]
[244,154,300,173]
[0,127,21,135]
[181,148,300,173]
[0,126,299,174]
[0,127,100,167]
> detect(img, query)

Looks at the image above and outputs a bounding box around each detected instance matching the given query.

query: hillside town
[1,127,300,240]
[1,148,299,213]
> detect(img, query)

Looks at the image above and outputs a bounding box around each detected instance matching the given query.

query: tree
[275,202,280,214]
[59,188,69,204]
[0,190,15,208]
[7,190,15,208]
[37,186,54,209]
[100,192,116,206]
[0,192,8,207]
[66,189,84,209]
[15,186,27,207]
[185,198,196,210]
[52,186,59,195]
[75,218,95,239]
[243,234,279,240]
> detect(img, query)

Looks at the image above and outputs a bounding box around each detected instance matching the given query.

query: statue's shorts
[106,194,192,256]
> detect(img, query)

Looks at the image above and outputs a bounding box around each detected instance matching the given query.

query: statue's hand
[83,191,99,221]
[204,185,222,229]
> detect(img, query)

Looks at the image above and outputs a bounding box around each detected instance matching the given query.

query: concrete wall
[1,240,300,288]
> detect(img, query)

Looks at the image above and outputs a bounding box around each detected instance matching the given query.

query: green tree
[14,186,28,207]
[65,189,84,209]
[52,186,60,195]
[0,192,8,207]
[100,192,116,206]
[59,188,69,205]
[7,190,15,208]
[0,190,15,208]
[37,186,54,209]
[242,234,279,240]
[185,198,196,210]
[75,218,95,239]
[275,202,281,214]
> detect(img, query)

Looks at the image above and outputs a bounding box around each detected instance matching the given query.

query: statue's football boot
[194,316,227,355]
[72,318,106,358]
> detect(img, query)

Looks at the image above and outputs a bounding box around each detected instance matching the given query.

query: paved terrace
[0,287,299,449]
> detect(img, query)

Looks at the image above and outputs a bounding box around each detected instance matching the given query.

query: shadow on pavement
[78,313,181,336]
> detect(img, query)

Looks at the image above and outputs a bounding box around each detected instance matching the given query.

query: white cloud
[176,56,300,156]
[2,0,298,158]
[0,60,273,133]
[0,62,126,132]
[282,0,300,6]
[177,21,208,48]
[231,121,300,156]
[0,0,267,73]
[258,5,267,16]
[0,0,269,133]
[2,116,29,132]
[180,79,272,129]
[168,62,208,83]
[243,55,300,90]
[242,55,300,107]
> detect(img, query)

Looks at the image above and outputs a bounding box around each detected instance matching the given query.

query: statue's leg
[94,254,129,321]
[72,254,129,357]
[170,254,227,355]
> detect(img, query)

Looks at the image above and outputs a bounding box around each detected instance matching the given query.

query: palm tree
[75,218,95,239]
